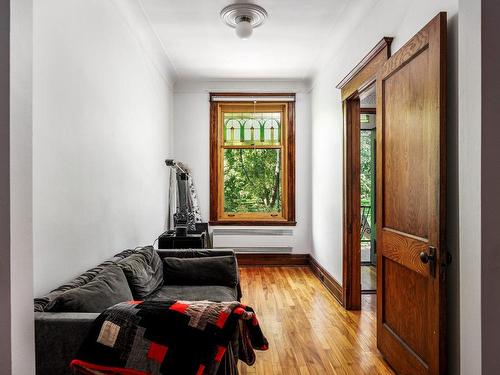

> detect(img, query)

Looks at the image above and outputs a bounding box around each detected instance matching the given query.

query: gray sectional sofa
[34,247,241,375]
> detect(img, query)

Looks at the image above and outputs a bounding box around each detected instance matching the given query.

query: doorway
[337,37,392,310]
[359,95,376,294]
[337,14,448,375]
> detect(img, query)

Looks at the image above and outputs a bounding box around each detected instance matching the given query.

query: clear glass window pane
[223,148,282,213]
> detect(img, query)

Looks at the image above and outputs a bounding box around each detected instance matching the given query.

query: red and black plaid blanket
[70,300,268,375]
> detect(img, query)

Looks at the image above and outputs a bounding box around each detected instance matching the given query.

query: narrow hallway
[238,267,394,374]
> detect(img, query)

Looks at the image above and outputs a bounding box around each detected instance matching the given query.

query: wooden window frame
[209,93,296,226]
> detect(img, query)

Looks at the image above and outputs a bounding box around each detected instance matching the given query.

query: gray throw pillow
[162,256,237,287]
[119,247,163,299]
[47,265,133,313]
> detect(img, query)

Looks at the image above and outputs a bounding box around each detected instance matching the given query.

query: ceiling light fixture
[220,3,268,40]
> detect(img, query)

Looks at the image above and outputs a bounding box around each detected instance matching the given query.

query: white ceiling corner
[113,0,179,86]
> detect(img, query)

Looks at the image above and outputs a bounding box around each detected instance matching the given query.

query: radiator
[212,228,294,253]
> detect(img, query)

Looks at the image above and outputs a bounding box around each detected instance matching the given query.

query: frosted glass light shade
[235,20,253,39]
[220,4,267,39]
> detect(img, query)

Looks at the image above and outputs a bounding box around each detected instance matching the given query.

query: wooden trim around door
[361,108,376,114]
[337,37,393,101]
[339,38,392,310]
[343,98,362,310]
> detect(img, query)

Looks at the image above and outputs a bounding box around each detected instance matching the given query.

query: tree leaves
[224,148,282,213]
[360,130,373,206]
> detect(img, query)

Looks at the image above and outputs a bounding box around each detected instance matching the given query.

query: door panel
[376,13,446,375]
[382,229,429,276]
[383,257,428,361]
[383,50,430,239]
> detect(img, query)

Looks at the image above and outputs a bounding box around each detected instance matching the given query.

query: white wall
[1,0,12,371]
[33,0,176,296]
[11,0,35,372]
[458,0,482,373]
[173,80,312,253]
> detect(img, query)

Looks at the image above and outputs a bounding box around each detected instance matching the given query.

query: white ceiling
[141,0,349,80]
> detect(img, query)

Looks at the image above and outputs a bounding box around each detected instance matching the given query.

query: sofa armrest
[35,312,99,375]
[157,249,241,300]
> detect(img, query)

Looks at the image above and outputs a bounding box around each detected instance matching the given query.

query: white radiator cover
[212,228,294,252]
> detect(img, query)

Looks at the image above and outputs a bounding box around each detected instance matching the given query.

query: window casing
[209,94,296,225]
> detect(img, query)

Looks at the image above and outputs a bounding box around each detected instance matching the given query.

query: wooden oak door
[376,13,447,375]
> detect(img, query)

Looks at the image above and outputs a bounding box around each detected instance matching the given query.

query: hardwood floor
[237,267,394,375]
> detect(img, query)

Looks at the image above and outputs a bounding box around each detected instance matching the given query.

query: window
[209,94,296,225]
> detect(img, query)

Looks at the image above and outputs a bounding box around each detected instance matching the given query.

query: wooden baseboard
[309,256,344,305]
[235,253,343,305]
[236,253,310,266]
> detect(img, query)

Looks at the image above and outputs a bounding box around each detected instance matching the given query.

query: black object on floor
[158,222,211,249]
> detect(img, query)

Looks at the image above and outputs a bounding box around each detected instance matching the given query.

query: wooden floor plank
[237,267,395,375]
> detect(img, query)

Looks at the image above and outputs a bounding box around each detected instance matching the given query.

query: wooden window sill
[209,220,297,226]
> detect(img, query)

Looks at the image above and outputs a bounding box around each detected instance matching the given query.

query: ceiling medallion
[220,3,268,39]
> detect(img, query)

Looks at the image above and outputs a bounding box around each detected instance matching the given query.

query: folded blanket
[70,300,268,375]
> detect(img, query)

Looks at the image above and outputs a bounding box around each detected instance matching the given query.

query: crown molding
[111,0,178,88]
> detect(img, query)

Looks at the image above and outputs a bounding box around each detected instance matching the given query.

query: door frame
[336,37,392,310]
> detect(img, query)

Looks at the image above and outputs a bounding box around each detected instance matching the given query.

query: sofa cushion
[119,246,163,299]
[146,285,237,302]
[34,248,139,312]
[46,265,133,313]
[162,255,238,287]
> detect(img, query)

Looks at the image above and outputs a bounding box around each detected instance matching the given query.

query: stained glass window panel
[223,112,281,146]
